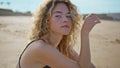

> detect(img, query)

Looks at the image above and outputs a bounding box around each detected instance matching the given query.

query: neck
[47,32,63,48]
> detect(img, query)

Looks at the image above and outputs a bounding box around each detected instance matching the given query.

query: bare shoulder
[27,40,60,61]
[27,40,57,56]
[28,39,59,54]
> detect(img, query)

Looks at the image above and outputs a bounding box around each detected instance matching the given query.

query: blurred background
[0,0,120,20]
[0,0,120,68]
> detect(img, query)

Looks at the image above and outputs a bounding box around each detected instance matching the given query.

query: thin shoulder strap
[18,39,39,68]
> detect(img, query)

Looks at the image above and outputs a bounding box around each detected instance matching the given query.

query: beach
[0,16,120,68]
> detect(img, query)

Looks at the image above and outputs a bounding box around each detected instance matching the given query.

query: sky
[0,0,120,14]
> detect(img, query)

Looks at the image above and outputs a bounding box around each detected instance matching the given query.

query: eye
[55,15,62,18]
[66,14,71,18]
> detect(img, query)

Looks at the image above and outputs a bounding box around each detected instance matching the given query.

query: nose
[63,16,69,22]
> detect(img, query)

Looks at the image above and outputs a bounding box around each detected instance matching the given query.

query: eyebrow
[53,11,70,14]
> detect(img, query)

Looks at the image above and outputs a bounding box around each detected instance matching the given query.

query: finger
[85,14,101,24]
[94,20,101,23]
[85,14,94,19]
[91,14,101,23]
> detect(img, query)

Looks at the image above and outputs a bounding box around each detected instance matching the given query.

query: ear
[47,17,51,24]
[47,19,49,21]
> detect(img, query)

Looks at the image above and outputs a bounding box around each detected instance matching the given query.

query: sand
[0,16,120,68]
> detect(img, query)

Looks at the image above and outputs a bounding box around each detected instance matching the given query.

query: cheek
[49,19,61,31]
[69,21,72,29]
[51,16,64,26]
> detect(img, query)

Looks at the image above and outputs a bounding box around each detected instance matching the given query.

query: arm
[79,32,91,68]
[72,49,96,68]
[78,14,100,68]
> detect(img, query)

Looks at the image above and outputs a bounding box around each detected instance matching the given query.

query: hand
[81,14,101,34]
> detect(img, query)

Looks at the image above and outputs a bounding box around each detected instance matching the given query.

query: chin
[62,31,70,35]
[63,33,69,35]
[62,29,71,35]
[58,29,71,35]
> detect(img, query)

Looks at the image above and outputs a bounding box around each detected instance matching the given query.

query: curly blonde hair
[30,0,82,59]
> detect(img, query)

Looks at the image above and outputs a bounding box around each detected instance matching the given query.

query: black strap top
[18,39,51,68]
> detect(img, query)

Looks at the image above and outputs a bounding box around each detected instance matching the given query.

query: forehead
[52,3,69,13]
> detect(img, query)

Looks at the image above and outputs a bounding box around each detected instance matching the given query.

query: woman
[17,0,100,68]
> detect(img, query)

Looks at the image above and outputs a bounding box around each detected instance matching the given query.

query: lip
[61,25,70,28]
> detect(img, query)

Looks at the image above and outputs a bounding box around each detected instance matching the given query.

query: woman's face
[49,3,72,35]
